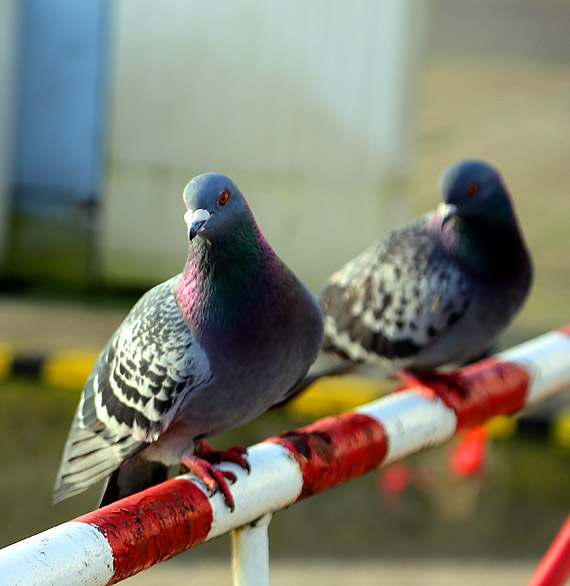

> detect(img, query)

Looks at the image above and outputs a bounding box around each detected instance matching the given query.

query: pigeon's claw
[180,451,238,511]
[180,440,251,511]
[394,369,469,409]
[219,446,250,474]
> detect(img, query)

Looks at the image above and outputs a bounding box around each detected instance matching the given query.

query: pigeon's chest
[203,307,309,386]
[175,351,290,438]
[180,302,319,434]
[467,272,529,330]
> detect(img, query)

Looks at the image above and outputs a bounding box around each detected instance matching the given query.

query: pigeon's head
[437,160,512,229]
[182,173,253,242]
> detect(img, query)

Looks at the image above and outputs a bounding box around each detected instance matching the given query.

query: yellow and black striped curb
[1,342,569,450]
[0,344,98,390]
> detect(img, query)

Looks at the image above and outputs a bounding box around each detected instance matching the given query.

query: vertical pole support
[231,513,272,586]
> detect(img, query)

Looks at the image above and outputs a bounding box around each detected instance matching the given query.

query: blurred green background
[0,1,569,585]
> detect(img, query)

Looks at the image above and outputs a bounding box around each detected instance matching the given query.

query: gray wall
[102,1,427,290]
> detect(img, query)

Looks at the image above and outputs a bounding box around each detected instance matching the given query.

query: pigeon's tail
[297,353,356,392]
[99,457,169,507]
[53,418,143,504]
[274,352,356,409]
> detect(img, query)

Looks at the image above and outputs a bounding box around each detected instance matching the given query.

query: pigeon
[53,173,324,510]
[318,159,532,392]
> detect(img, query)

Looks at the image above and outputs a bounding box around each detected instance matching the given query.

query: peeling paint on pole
[76,478,213,583]
[269,411,388,500]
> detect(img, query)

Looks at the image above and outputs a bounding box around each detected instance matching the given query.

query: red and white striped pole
[1,326,570,586]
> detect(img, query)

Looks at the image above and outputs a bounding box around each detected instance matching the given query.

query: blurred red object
[379,462,412,496]
[449,426,487,477]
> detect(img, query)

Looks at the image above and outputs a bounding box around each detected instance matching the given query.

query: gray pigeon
[319,160,532,382]
[54,173,324,510]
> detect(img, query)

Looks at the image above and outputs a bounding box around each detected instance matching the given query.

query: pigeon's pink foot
[394,369,469,409]
[181,440,250,511]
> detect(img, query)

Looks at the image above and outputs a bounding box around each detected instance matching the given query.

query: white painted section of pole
[0,521,114,586]
[357,390,457,463]
[206,442,303,540]
[498,330,570,405]
[231,514,272,586]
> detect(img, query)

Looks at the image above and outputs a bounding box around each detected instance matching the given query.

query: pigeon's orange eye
[467,183,478,196]
[218,190,230,206]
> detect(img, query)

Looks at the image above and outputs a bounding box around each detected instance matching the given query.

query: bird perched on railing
[318,159,533,398]
[53,173,324,511]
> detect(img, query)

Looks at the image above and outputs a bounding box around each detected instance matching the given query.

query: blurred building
[0,1,426,290]
[0,0,108,286]
[0,1,22,275]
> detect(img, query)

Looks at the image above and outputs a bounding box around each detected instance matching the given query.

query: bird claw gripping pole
[394,369,470,409]
[181,440,250,511]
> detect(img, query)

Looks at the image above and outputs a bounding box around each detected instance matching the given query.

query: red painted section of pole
[268,411,388,500]
[76,478,213,584]
[526,513,570,586]
[415,358,531,431]
[456,358,531,430]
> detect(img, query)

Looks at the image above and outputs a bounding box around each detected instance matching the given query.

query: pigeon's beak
[437,202,458,231]
[185,208,211,241]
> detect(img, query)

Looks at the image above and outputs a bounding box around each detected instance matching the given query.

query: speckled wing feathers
[89,278,211,443]
[53,276,211,502]
[320,217,471,368]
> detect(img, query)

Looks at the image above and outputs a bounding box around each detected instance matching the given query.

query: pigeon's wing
[53,276,211,502]
[319,217,471,367]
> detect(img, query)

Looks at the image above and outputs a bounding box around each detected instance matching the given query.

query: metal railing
[1,326,570,586]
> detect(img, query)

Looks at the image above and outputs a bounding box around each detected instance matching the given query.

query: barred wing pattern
[53,276,211,502]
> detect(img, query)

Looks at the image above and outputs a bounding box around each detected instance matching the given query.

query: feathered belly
[140,348,306,465]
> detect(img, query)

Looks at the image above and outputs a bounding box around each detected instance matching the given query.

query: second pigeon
[319,159,532,387]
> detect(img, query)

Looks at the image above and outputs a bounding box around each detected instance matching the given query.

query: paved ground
[123,558,539,586]
[0,296,125,353]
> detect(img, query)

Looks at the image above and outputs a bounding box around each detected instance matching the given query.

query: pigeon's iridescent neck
[175,220,287,339]
[432,207,529,280]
